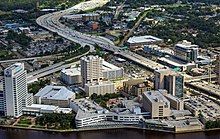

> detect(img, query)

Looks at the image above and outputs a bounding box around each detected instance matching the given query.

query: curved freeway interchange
[36,0,166,71]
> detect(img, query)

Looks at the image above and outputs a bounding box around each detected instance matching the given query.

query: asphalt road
[36,0,166,71]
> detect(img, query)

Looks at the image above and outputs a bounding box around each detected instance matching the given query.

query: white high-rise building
[3,63,32,117]
[81,55,103,86]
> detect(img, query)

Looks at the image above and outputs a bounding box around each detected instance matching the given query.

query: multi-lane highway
[26,46,91,83]
[185,74,217,82]
[0,55,57,63]
[27,62,80,83]
[36,0,166,71]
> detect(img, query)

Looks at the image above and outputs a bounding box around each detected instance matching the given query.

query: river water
[0,129,220,139]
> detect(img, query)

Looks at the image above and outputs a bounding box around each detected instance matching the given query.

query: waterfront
[0,128,220,139]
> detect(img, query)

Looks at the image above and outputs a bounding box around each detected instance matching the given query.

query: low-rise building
[171,110,192,120]
[102,61,124,80]
[127,35,163,49]
[70,98,107,128]
[162,118,203,132]
[184,96,220,123]
[82,13,100,21]
[70,98,143,128]
[142,90,171,119]
[84,81,115,96]
[144,45,174,56]
[63,13,100,22]
[34,85,75,107]
[62,14,83,22]
[132,82,152,96]
[18,27,31,34]
[123,79,144,94]
[22,104,72,116]
[162,93,184,110]
[61,67,82,85]
[158,57,197,72]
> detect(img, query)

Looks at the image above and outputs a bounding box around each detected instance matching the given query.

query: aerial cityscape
[0,0,219,139]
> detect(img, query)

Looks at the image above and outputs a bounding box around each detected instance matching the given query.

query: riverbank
[0,124,220,134]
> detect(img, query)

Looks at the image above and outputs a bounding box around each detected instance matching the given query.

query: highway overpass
[36,0,166,71]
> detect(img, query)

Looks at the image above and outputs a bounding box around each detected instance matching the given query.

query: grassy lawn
[18,117,32,125]
[14,124,29,127]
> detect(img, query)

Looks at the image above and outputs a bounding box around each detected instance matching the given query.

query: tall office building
[3,63,32,117]
[142,90,171,119]
[174,40,199,63]
[80,55,103,86]
[154,68,184,98]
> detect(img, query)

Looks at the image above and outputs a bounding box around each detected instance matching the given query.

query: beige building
[132,82,152,96]
[84,81,115,96]
[154,68,184,98]
[162,92,184,110]
[142,90,171,119]
[123,79,144,94]
[81,55,103,86]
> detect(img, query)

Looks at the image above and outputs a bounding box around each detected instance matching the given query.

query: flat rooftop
[143,90,170,104]
[175,43,198,49]
[34,85,75,100]
[159,57,196,67]
[73,98,103,113]
[72,98,107,119]
[24,104,58,111]
[184,95,220,120]
[162,118,202,128]
[61,67,81,76]
[122,100,141,110]
[127,35,162,44]
[163,93,181,102]
[102,61,122,71]
[175,40,198,49]
[23,104,72,113]
[155,68,177,75]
